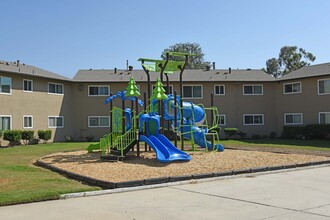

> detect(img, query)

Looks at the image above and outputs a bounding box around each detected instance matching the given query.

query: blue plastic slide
[182,124,224,151]
[140,134,191,163]
[163,96,224,151]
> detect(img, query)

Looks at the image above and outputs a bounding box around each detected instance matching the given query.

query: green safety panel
[148,120,158,136]
[112,107,122,133]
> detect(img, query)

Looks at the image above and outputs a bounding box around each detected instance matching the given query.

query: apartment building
[1,60,329,144]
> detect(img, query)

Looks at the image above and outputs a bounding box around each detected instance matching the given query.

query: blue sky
[1,0,330,78]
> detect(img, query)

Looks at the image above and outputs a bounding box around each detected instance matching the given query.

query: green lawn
[0,142,100,206]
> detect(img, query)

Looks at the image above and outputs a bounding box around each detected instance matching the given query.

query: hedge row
[1,130,52,145]
[282,124,330,139]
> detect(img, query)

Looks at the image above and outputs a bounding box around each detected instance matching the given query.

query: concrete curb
[35,159,330,199]
[60,163,330,200]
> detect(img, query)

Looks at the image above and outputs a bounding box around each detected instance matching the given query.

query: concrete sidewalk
[1,165,330,220]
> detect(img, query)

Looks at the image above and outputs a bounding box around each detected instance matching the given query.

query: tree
[161,42,210,69]
[265,46,316,77]
[265,58,281,78]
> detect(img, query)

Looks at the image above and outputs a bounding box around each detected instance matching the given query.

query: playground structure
[87,52,224,162]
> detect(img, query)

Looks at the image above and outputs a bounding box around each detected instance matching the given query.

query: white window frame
[23,79,33,93]
[319,112,330,124]
[23,115,33,129]
[0,115,12,130]
[152,85,173,94]
[48,82,64,95]
[48,116,64,128]
[214,85,225,96]
[88,85,110,96]
[182,85,203,99]
[216,114,226,126]
[283,82,302,94]
[318,78,330,95]
[284,113,303,125]
[88,116,110,128]
[243,84,263,96]
[0,76,12,95]
[243,114,264,125]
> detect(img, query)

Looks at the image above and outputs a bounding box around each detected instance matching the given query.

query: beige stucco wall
[275,76,330,135]
[71,82,137,140]
[70,80,279,139]
[0,72,75,143]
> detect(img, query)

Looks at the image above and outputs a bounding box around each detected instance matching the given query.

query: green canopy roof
[139,59,185,73]
[168,52,196,57]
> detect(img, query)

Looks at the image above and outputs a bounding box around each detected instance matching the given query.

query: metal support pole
[165,73,170,136]
[136,96,140,157]
[174,90,178,148]
[122,99,125,135]
[211,92,214,125]
[165,73,170,94]
[158,100,162,134]
[179,55,189,151]
[211,92,214,151]
[109,92,113,145]
[160,53,170,83]
[141,60,151,107]
[143,92,147,152]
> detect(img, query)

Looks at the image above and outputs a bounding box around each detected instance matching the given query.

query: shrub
[64,136,73,142]
[282,126,305,139]
[37,130,45,140]
[305,124,330,139]
[21,130,34,145]
[0,130,3,147]
[251,134,261,139]
[282,124,330,139]
[224,128,238,138]
[38,130,52,143]
[85,135,95,142]
[237,131,247,138]
[3,130,22,146]
[269,132,277,139]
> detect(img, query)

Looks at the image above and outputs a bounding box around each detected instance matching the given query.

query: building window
[152,85,173,94]
[284,113,303,125]
[23,79,33,92]
[48,83,64,95]
[0,115,11,130]
[216,114,226,125]
[0,76,12,95]
[243,84,263,95]
[183,85,203,99]
[88,86,110,96]
[48,116,64,128]
[283,82,301,94]
[23,115,33,128]
[318,79,330,95]
[244,114,264,125]
[214,85,225,95]
[319,112,330,124]
[88,116,110,127]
